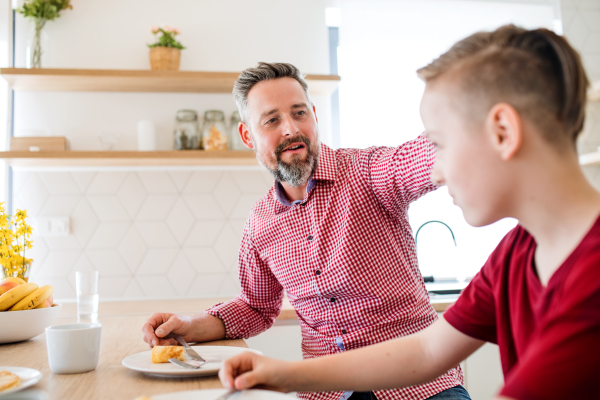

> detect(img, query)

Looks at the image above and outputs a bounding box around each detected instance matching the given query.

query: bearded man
[142,62,468,400]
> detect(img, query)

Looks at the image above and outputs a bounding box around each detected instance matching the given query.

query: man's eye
[296,111,306,116]
[265,118,277,125]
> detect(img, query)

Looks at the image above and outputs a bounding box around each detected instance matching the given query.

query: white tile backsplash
[14,168,266,301]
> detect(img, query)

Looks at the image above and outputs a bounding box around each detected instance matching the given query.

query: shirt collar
[272,143,338,208]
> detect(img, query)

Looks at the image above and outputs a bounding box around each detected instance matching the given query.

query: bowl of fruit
[0,277,60,344]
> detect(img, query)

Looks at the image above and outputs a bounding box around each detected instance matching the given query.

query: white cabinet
[463,343,504,400]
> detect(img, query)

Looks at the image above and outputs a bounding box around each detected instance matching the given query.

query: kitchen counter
[55,295,455,321]
[0,301,248,400]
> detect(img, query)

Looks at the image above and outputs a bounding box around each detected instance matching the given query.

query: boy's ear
[239,122,254,150]
[485,103,522,160]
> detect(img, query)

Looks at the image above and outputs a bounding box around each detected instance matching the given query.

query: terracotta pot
[149,47,181,71]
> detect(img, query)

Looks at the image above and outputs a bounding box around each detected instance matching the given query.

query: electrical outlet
[33,217,70,237]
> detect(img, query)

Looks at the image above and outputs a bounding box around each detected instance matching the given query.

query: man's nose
[280,115,298,136]
[430,162,445,186]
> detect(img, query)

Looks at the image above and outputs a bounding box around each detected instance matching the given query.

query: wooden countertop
[53,295,454,321]
[0,302,248,400]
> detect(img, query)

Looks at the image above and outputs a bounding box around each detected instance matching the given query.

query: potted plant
[0,204,34,281]
[148,25,185,71]
[16,0,73,69]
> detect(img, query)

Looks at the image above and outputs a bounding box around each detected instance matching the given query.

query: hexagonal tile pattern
[86,249,130,277]
[117,225,148,273]
[87,195,130,221]
[67,253,95,289]
[122,279,145,299]
[44,235,83,250]
[231,194,262,219]
[213,225,241,270]
[187,273,227,297]
[136,248,179,275]
[184,247,226,273]
[183,171,223,194]
[166,198,195,245]
[136,276,176,297]
[212,173,242,217]
[71,199,100,247]
[12,170,30,195]
[218,273,241,297]
[185,221,225,246]
[135,221,178,247]
[168,171,192,192]
[71,172,96,193]
[231,171,273,194]
[38,196,80,217]
[87,172,128,194]
[35,249,81,279]
[86,222,129,249]
[585,32,600,52]
[167,252,197,296]
[16,173,49,217]
[182,194,225,219]
[135,194,178,221]
[137,171,178,194]
[117,173,148,219]
[26,239,49,280]
[98,276,132,299]
[38,172,81,195]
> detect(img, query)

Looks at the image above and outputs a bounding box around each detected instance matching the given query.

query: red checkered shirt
[206,135,464,400]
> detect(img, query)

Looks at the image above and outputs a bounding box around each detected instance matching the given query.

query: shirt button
[315,270,321,276]
[342,329,348,334]
[307,235,314,241]
[330,297,336,303]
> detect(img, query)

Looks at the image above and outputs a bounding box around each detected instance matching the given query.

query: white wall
[10,0,333,301]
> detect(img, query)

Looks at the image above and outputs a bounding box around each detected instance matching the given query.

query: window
[335,0,559,280]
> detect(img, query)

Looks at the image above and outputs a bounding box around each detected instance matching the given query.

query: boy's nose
[430,163,445,186]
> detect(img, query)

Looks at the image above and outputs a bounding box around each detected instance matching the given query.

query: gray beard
[254,136,319,187]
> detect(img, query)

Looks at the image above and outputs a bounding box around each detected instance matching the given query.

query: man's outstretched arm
[220,317,483,393]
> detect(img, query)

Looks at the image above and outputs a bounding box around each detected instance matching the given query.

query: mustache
[274,136,312,157]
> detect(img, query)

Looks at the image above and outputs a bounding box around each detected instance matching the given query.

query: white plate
[121,346,262,378]
[0,367,43,398]
[153,389,291,400]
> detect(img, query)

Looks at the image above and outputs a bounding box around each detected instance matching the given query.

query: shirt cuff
[205,299,259,339]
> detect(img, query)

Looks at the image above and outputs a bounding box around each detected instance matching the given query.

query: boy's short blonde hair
[417,25,589,146]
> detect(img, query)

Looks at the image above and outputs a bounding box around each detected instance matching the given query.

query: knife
[169,358,201,369]
[214,388,238,400]
[173,335,206,362]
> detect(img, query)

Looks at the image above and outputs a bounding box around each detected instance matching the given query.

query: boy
[218,25,600,400]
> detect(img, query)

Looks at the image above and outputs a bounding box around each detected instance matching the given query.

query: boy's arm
[220,317,484,393]
[358,134,437,217]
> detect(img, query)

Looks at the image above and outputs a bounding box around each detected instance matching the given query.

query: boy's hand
[219,352,293,392]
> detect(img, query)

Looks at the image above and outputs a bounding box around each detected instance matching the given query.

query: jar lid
[204,110,225,121]
[176,110,198,121]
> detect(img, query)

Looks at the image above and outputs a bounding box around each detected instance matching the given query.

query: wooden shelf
[580,151,600,166]
[589,80,600,102]
[0,150,259,167]
[0,68,340,95]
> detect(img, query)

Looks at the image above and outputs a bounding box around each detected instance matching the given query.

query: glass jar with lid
[174,110,201,150]
[202,110,228,151]
[229,111,249,151]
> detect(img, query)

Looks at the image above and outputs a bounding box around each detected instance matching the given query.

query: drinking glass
[76,271,99,322]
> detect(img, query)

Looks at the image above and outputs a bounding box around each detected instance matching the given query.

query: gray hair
[233,62,312,123]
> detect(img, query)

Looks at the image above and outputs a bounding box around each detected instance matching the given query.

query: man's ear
[312,104,318,124]
[485,103,522,160]
[239,122,254,149]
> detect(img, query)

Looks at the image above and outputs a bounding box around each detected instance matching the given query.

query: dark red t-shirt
[444,217,600,400]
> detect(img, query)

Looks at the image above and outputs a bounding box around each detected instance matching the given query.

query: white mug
[46,323,102,374]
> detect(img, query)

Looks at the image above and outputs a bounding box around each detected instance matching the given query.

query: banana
[1,277,26,285]
[0,283,38,311]
[11,285,53,311]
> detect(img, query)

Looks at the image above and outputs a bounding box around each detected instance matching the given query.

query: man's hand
[141,312,226,347]
[219,352,294,392]
[142,313,194,347]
